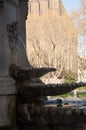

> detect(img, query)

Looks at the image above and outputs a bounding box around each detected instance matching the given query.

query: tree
[71,1,86,56]
[26,8,77,79]
[71,1,86,82]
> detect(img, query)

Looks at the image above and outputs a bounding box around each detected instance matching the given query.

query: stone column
[0,0,19,129]
[18,0,31,68]
[0,0,30,129]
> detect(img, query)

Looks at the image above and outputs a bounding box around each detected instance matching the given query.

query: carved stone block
[7,21,19,53]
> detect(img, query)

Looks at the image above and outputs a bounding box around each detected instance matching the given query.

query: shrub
[64,70,77,83]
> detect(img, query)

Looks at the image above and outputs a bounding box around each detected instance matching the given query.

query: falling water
[19,36,26,49]
[18,36,26,67]
[18,36,31,69]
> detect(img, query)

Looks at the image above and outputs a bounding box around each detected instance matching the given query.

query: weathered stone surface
[0,0,28,128]
[0,0,30,128]
[18,82,86,97]
[17,102,86,130]
[17,102,86,125]
[9,63,56,82]
[0,95,16,126]
[18,0,30,68]
[0,0,19,89]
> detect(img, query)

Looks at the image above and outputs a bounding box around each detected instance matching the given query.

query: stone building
[26,0,78,76]
[28,0,64,15]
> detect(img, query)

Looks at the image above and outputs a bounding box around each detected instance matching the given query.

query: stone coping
[31,106,86,125]
[18,103,86,126]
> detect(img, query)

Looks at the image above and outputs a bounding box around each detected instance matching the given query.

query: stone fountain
[0,0,86,130]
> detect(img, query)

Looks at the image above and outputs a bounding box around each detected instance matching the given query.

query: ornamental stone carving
[7,21,19,53]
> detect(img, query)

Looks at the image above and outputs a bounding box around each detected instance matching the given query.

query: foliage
[64,70,77,83]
